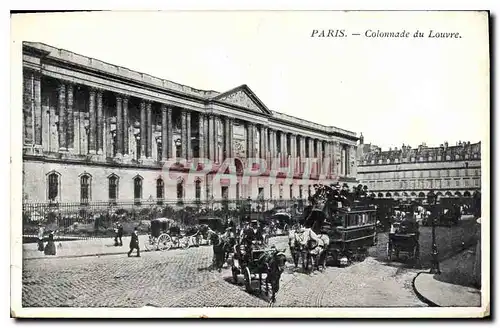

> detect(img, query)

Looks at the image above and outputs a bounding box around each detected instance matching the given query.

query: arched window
[80,174,91,205]
[177,179,184,200]
[47,172,60,202]
[385,192,392,198]
[134,176,143,202]
[195,179,201,200]
[108,174,119,203]
[156,178,164,202]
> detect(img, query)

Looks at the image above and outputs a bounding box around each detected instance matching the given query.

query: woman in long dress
[44,231,56,255]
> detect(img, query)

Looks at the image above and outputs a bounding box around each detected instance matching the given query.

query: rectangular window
[456,180,460,187]
[269,185,273,199]
[195,181,201,200]
[279,184,284,199]
[299,185,303,199]
[108,176,118,204]
[222,186,229,199]
[289,185,293,199]
[80,175,90,205]
[258,187,264,200]
[464,179,469,187]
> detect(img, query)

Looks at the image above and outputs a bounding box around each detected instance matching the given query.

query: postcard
[10,10,490,318]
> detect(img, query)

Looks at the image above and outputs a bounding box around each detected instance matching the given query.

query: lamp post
[427,190,441,274]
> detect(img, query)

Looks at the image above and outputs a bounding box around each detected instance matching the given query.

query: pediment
[212,85,272,115]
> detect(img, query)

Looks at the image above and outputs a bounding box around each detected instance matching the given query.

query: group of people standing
[37,223,56,255]
[113,222,140,257]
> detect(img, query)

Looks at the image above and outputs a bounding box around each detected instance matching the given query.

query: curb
[412,271,440,307]
[24,251,131,261]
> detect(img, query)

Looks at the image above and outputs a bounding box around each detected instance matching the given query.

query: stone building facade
[22,42,359,204]
[357,135,481,199]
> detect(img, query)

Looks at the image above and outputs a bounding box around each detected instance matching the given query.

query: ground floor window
[80,174,91,204]
[47,172,60,202]
[195,179,201,200]
[108,174,119,203]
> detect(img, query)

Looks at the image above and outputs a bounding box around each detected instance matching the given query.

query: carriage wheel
[231,266,239,284]
[244,267,252,293]
[157,234,172,251]
[386,243,392,261]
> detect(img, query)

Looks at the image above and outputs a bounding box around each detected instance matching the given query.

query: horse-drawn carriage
[270,212,293,236]
[422,203,460,227]
[144,217,175,251]
[144,217,201,251]
[387,217,420,262]
[198,217,225,233]
[288,184,379,271]
[231,239,286,303]
[327,205,378,266]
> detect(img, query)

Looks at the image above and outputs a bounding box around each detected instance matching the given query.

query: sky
[11,11,489,150]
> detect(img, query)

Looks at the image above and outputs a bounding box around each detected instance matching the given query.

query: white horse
[294,227,330,272]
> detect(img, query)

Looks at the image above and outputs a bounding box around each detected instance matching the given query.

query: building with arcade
[356,134,481,200]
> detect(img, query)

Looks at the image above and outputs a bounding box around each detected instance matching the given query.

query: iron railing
[22,198,306,238]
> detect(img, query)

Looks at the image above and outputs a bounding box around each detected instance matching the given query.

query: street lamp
[427,190,441,274]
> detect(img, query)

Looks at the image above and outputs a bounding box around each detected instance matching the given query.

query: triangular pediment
[211,85,272,115]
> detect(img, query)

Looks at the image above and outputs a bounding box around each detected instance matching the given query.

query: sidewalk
[23,235,150,260]
[413,246,481,307]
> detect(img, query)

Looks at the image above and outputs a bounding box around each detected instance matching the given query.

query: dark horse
[265,249,287,304]
[200,225,227,272]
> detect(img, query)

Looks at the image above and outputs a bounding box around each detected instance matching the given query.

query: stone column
[161,104,168,160]
[140,101,146,159]
[181,110,187,159]
[308,138,314,158]
[203,114,209,160]
[290,133,296,172]
[65,83,74,151]
[198,113,205,159]
[246,122,253,158]
[268,129,274,159]
[58,82,67,151]
[208,115,215,161]
[33,72,42,146]
[88,87,96,154]
[96,89,104,155]
[186,111,192,160]
[122,96,129,156]
[146,102,153,159]
[115,94,123,157]
[23,71,34,145]
[224,117,231,160]
[166,106,173,159]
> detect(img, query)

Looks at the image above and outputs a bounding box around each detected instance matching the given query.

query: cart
[386,219,420,261]
[144,217,175,251]
[231,242,271,294]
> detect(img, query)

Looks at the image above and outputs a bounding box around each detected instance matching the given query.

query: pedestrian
[114,222,123,246]
[37,223,45,252]
[44,231,56,256]
[128,227,140,257]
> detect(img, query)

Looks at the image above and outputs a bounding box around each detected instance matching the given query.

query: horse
[199,225,227,272]
[264,249,287,304]
[294,227,330,272]
[288,224,304,268]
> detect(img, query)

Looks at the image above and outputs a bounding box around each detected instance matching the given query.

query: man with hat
[128,227,140,257]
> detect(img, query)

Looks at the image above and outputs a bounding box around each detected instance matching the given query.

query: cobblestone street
[23,235,427,308]
[22,216,478,308]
